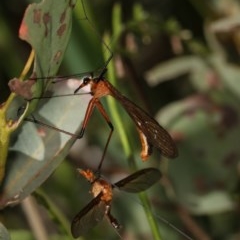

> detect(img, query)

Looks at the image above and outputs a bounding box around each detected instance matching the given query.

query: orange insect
[71,167,161,237]
[74,71,178,162]
[28,68,178,170]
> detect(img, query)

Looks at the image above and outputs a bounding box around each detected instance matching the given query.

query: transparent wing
[106,81,178,159]
[71,193,106,238]
[114,168,161,193]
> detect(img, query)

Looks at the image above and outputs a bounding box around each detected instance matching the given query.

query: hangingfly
[73,71,178,160]
[23,0,178,164]
[27,70,178,168]
[71,167,161,238]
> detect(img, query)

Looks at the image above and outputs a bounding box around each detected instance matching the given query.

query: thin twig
[21,196,49,240]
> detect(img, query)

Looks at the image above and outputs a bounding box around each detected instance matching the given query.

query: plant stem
[19,49,35,80]
[102,4,163,239]
[33,188,84,240]
[21,196,49,240]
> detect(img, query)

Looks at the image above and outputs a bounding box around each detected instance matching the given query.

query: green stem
[139,193,163,240]
[0,121,10,184]
[105,37,163,240]
[102,4,163,239]
[34,188,84,240]
[0,50,35,185]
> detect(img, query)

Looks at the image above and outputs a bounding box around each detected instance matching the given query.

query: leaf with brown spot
[0,0,81,206]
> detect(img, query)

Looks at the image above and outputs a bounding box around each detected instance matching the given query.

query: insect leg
[25,115,81,137]
[24,96,97,139]
[94,100,114,171]
[105,205,121,230]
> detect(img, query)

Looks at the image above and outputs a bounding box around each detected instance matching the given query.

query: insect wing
[107,82,178,159]
[114,168,161,193]
[71,194,106,238]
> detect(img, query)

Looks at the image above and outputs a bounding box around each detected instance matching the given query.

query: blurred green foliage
[0,0,240,239]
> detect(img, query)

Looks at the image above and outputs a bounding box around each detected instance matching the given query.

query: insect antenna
[153,213,194,240]
[97,66,108,81]
[80,0,113,74]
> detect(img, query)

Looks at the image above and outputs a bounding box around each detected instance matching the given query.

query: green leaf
[211,55,240,97]
[157,94,239,214]
[0,0,75,184]
[0,81,91,208]
[20,0,76,78]
[188,191,234,214]
[0,0,84,205]
[145,56,205,86]
[19,0,76,114]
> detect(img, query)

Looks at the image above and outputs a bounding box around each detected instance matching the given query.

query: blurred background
[1,0,240,239]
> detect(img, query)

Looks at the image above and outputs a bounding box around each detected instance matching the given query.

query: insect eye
[83,77,90,84]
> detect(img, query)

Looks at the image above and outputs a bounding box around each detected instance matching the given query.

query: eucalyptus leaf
[1,0,76,187]
[0,0,94,207]
[188,191,234,215]
[0,81,91,208]
[19,0,76,114]
[145,56,204,86]
[157,94,239,214]
[211,55,240,97]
